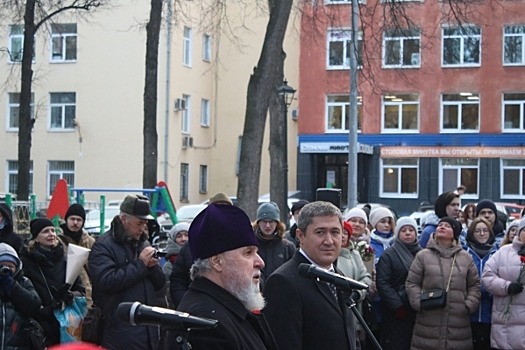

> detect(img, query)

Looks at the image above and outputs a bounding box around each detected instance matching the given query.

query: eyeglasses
[474,228,489,234]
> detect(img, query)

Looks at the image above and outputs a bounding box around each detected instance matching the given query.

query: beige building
[0,1,299,210]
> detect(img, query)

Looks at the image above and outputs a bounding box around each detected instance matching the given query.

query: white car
[84,207,120,235]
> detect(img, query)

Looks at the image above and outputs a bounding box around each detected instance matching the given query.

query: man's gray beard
[224,274,266,311]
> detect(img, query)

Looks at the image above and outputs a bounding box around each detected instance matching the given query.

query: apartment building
[0,2,300,210]
[296,0,525,212]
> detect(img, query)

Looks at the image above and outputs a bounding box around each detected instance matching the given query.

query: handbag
[53,296,89,343]
[81,305,105,344]
[23,318,46,350]
[420,254,456,311]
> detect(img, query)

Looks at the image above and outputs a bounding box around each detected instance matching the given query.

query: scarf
[371,230,393,250]
[393,238,421,272]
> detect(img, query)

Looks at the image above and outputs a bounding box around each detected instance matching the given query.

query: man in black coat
[89,195,165,350]
[263,201,358,350]
[0,204,24,253]
[169,204,277,350]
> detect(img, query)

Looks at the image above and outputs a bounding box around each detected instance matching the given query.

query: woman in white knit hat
[369,207,396,265]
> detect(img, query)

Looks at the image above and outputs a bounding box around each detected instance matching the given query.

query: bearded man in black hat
[166,203,277,350]
[89,195,165,350]
[58,203,95,305]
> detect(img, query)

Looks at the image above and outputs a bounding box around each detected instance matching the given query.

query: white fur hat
[369,207,394,228]
[394,217,418,238]
[344,207,368,224]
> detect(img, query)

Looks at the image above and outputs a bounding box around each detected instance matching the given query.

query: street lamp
[277,80,296,226]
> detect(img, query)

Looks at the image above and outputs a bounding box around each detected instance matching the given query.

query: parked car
[175,204,207,223]
[495,202,524,221]
[84,207,120,235]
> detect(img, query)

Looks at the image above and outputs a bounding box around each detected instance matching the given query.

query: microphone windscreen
[117,302,135,322]
[297,263,312,277]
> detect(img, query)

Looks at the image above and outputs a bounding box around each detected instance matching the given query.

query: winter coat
[481,238,525,350]
[20,241,84,346]
[255,231,296,288]
[419,212,439,248]
[57,224,95,307]
[464,244,497,324]
[0,204,24,254]
[376,239,421,350]
[337,243,372,302]
[0,243,41,350]
[172,277,277,350]
[406,238,480,350]
[88,216,166,350]
[162,238,182,279]
[169,243,192,308]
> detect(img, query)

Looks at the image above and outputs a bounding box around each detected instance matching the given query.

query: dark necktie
[328,268,338,301]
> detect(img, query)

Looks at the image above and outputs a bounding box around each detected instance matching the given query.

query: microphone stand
[340,290,382,350]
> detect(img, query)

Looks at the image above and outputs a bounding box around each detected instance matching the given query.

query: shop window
[501,159,525,199]
[380,158,418,198]
[439,158,478,197]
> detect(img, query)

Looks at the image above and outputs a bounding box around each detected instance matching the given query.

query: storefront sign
[380,146,525,158]
[300,142,374,154]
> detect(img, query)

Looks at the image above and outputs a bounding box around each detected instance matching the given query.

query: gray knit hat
[518,219,525,235]
[369,207,394,228]
[394,217,418,238]
[256,202,280,222]
[169,222,190,241]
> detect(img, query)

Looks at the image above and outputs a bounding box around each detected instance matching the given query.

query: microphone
[298,263,369,291]
[117,302,218,330]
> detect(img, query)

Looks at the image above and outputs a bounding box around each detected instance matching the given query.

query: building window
[440,158,478,196]
[8,25,24,62]
[380,158,418,197]
[327,29,362,69]
[51,23,77,62]
[8,93,34,131]
[326,95,362,132]
[200,99,210,127]
[503,93,525,131]
[383,29,421,68]
[7,160,33,194]
[183,27,192,66]
[202,34,212,62]
[382,94,419,131]
[181,94,191,133]
[442,26,481,66]
[441,93,479,132]
[48,161,74,197]
[504,25,525,65]
[50,92,76,130]
[501,159,525,198]
[199,165,208,193]
[180,163,189,201]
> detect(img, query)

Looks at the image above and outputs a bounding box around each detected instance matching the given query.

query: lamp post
[277,80,296,227]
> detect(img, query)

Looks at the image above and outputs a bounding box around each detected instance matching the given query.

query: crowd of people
[0,190,524,350]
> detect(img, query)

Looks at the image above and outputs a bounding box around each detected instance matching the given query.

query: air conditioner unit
[174,98,186,111]
[411,53,420,66]
[182,136,193,149]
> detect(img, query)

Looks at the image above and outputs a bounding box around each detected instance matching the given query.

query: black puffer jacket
[0,243,41,350]
[255,230,296,288]
[89,216,165,350]
[0,204,24,254]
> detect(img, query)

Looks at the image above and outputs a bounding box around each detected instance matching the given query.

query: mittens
[507,282,523,295]
[0,271,15,297]
[51,283,73,303]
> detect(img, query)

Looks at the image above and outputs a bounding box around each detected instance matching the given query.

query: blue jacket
[465,244,497,324]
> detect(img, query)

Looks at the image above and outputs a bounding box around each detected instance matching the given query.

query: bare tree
[236,0,293,219]
[5,0,105,201]
[143,0,163,189]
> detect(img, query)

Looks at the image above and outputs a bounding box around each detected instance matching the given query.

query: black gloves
[0,269,15,297]
[507,282,523,295]
[350,291,361,303]
[51,283,74,306]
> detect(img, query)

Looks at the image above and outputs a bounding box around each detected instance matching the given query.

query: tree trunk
[269,85,287,226]
[236,0,293,220]
[16,0,36,201]
[143,0,162,190]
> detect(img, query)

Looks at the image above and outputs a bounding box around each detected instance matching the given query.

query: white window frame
[382,94,419,132]
[7,92,34,131]
[200,99,210,127]
[380,158,419,198]
[383,29,421,68]
[49,92,76,131]
[180,163,189,201]
[50,23,77,62]
[442,26,481,67]
[439,158,479,198]
[440,93,479,132]
[202,34,212,62]
[325,95,362,132]
[183,26,192,67]
[181,94,191,133]
[502,93,525,131]
[199,165,208,194]
[6,160,33,194]
[501,159,525,199]
[503,25,525,66]
[327,29,362,69]
[47,161,74,197]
